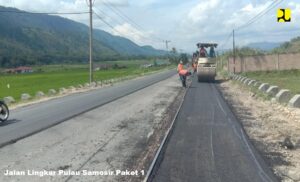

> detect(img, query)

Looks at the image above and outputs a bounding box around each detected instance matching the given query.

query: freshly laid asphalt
[0,70,176,147]
[151,76,278,182]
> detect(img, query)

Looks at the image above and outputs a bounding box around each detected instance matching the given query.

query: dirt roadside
[0,75,185,182]
[218,80,300,182]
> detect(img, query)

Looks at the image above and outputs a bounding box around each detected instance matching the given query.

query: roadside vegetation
[0,60,174,101]
[241,70,300,95]
[272,36,300,54]
[217,36,300,95]
[220,36,300,57]
[216,47,264,78]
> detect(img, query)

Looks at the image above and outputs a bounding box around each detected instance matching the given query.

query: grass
[0,61,174,101]
[217,70,230,80]
[241,70,300,95]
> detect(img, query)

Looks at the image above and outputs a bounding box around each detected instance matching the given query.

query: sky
[0,0,299,53]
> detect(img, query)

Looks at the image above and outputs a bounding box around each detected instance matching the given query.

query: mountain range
[245,42,282,51]
[0,6,165,67]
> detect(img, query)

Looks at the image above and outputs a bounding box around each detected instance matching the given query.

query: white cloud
[112,23,155,45]
[94,0,129,7]
[170,0,300,51]
[132,0,162,7]
[188,0,220,23]
[289,2,300,23]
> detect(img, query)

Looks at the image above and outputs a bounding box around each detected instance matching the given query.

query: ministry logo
[277,9,291,22]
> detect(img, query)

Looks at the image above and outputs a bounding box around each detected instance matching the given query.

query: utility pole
[165,40,171,52]
[89,0,94,83]
[233,29,236,74]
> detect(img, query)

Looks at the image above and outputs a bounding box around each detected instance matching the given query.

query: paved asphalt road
[151,77,278,182]
[0,70,176,147]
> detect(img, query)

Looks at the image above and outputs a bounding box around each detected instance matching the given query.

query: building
[5,66,33,74]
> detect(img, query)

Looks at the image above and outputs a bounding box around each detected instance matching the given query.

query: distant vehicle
[0,100,9,122]
[196,43,218,82]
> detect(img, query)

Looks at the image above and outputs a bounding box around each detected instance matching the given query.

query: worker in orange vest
[177,61,190,88]
[177,61,183,72]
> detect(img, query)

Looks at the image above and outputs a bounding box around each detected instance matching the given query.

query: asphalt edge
[212,81,279,182]
[143,77,191,182]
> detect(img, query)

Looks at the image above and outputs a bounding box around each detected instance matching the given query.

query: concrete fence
[227,52,300,73]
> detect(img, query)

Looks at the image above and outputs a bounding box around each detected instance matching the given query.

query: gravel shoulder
[218,80,300,182]
[0,75,185,182]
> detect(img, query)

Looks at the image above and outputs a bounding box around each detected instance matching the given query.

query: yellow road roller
[196,43,218,82]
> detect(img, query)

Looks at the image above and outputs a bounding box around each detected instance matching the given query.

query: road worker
[177,61,191,88]
[199,46,207,57]
[192,61,197,74]
[209,46,216,58]
[177,61,184,72]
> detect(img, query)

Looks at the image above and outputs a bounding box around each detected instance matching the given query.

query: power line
[236,0,283,30]
[85,0,96,7]
[100,0,164,42]
[216,0,292,57]
[0,10,89,15]
[219,0,284,54]
[101,0,144,31]
[94,8,153,42]
[236,1,277,29]
[93,7,162,44]
[93,10,126,36]
[94,9,168,52]
[93,7,123,25]
[85,1,126,27]
[219,32,233,50]
[94,9,157,44]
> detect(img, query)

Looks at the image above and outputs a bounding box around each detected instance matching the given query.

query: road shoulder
[0,75,184,182]
[218,80,300,182]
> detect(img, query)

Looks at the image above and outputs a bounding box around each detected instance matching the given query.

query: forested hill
[0,6,165,67]
[272,36,300,53]
[246,42,281,51]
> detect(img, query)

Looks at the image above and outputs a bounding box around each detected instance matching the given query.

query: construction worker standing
[192,61,197,74]
[177,61,184,72]
[209,46,216,58]
[177,61,190,88]
[200,45,207,57]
